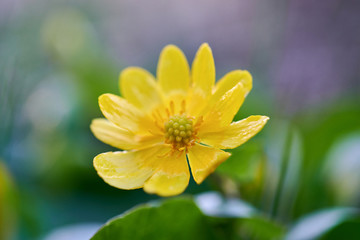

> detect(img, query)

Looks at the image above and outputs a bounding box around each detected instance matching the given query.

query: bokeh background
[1,0,360,239]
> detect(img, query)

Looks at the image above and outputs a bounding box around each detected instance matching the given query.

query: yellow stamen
[170,101,175,115]
[180,100,186,114]
[164,113,199,151]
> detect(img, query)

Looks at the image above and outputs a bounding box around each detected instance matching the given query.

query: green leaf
[0,161,17,240]
[286,208,359,240]
[239,217,285,240]
[91,197,236,240]
[196,192,285,240]
[216,142,263,183]
[92,194,286,240]
[321,218,360,240]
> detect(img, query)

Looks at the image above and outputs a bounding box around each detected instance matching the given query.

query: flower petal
[119,67,163,112]
[144,151,189,197]
[199,115,269,149]
[185,89,208,118]
[90,118,162,150]
[212,70,252,103]
[191,43,215,98]
[186,43,215,117]
[199,82,247,133]
[187,143,231,184]
[98,93,157,134]
[93,145,166,190]
[157,45,190,95]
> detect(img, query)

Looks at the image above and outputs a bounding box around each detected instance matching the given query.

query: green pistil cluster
[164,114,194,148]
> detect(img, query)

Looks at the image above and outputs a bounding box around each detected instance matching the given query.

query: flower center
[164,114,196,151]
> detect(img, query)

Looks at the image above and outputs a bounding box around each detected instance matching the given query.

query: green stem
[271,124,293,219]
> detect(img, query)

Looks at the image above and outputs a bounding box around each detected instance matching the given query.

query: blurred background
[1,0,360,239]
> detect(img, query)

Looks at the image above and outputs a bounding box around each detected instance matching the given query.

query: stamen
[151,110,165,132]
[180,100,186,114]
[154,121,164,131]
[163,114,198,151]
[170,101,175,115]
[194,116,203,130]
[155,109,164,122]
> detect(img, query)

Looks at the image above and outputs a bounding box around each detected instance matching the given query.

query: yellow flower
[91,43,269,197]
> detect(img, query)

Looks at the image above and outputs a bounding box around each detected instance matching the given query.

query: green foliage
[239,217,285,240]
[91,198,236,240]
[217,142,263,183]
[92,197,286,240]
[321,218,360,240]
[0,161,17,240]
[286,207,360,240]
[293,103,360,216]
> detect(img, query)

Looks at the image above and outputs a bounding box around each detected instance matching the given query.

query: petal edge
[119,67,162,111]
[93,146,166,190]
[199,115,269,149]
[191,43,215,98]
[98,93,156,134]
[188,143,231,184]
[90,118,162,150]
[157,45,190,95]
[143,151,189,197]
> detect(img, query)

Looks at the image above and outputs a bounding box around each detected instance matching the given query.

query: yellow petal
[199,115,269,149]
[119,67,163,112]
[212,70,252,103]
[144,151,189,197]
[199,83,247,133]
[187,143,231,184]
[186,43,215,117]
[157,45,190,95]
[90,118,162,150]
[98,93,156,134]
[191,43,215,98]
[185,88,208,118]
[93,145,166,190]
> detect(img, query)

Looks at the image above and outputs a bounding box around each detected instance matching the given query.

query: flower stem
[271,124,293,219]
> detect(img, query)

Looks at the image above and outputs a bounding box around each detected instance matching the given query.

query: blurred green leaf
[196,192,285,240]
[216,142,263,183]
[91,197,236,240]
[293,103,360,216]
[214,140,267,207]
[41,7,118,106]
[239,216,285,240]
[323,132,360,205]
[321,218,360,240]
[92,195,286,240]
[286,208,359,240]
[0,161,17,240]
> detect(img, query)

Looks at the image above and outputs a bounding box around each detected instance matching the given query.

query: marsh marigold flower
[91,43,269,196]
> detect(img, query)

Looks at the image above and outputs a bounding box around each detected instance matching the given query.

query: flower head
[91,43,269,197]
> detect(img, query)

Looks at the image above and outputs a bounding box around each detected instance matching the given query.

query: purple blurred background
[2,0,359,114]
